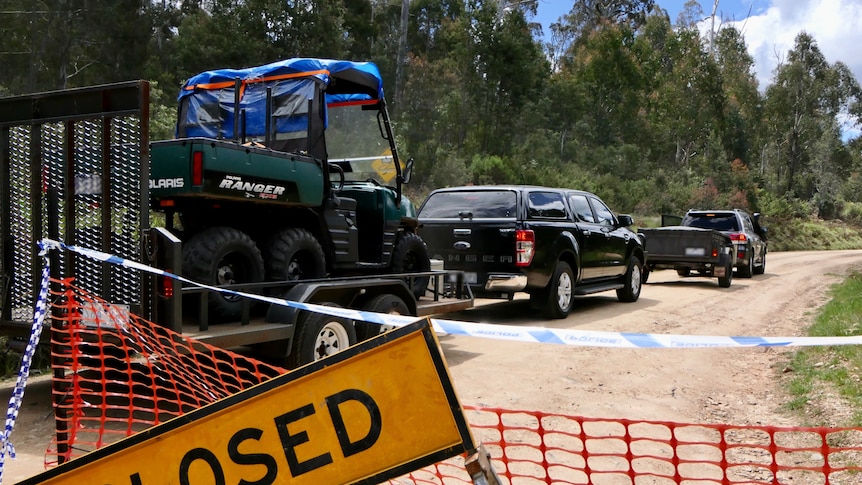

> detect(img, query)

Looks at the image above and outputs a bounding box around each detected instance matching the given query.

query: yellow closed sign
[24,318,474,485]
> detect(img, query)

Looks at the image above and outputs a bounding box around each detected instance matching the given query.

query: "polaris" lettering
[149,178,184,189]
[219,179,286,195]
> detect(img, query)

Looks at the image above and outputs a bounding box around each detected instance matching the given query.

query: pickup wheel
[616,256,643,302]
[355,294,410,341]
[182,226,265,322]
[542,261,575,319]
[718,261,733,288]
[738,251,754,278]
[289,303,357,368]
[391,232,431,299]
[265,228,326,281]
[754,251,766,275]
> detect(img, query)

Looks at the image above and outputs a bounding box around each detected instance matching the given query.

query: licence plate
[685,247,706,256]
[448,272,478,284]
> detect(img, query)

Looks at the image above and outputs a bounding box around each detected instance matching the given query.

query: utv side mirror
[400,158,414,184]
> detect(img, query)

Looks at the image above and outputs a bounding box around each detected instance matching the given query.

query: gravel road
[3,249,862,483]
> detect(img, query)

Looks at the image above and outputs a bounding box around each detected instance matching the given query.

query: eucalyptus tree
[764,32,862,205]
[560,0,655,45]
[713,26,762,165]
[633,14,722,175]
[0,0,151,94]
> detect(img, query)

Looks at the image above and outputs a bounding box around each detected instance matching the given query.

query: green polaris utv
[149,58,430,322]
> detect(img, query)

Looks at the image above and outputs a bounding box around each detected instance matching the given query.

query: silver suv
[680,209,768,277]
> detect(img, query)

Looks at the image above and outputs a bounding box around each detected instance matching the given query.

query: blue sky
[533,0,862,92]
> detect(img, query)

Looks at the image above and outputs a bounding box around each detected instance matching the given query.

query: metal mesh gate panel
[0,82,150,328]
[7,125,35,322]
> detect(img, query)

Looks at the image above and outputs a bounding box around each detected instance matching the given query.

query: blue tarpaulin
[176,58,384,139]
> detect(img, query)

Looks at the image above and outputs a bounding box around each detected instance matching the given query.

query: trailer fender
[264,278,418,327]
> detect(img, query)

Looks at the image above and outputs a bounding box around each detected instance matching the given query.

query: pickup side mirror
[617,214,634,227]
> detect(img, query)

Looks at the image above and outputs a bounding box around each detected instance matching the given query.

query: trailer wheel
[355,294,410,342]
[391,232,431,299]
[616,255,642,303]
[265,228,326,281]
[289,303,356,368]
[182,226,265,322]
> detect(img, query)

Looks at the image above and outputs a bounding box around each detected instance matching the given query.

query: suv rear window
[419,190,517,218]
[682,213,740,232]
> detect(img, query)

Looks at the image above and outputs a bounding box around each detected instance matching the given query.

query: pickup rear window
[682,214,740,232]
[419,190,517,218]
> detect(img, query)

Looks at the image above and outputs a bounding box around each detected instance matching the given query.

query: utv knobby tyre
[391,232,431,299]
[542,261,575,319]
[616,256,643,303]
[355,294,410,342]
[265,228,326,281]
[182,226,265,323]
[288,303,357,369]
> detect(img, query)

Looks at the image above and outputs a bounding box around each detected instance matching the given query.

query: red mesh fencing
[34,278,862,484]
[45,277,286,466]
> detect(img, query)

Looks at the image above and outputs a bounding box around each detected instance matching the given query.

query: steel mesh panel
[108,116,143,305]
[72,120,105,299]
[8,125,34,321]
[42,121,68,279]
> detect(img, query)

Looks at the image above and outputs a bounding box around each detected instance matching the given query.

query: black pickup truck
[640,209,768,287]
[417,185,646,318]
[640,216,735,288]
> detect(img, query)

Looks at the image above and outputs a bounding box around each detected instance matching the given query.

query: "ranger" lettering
[219,179,286,195]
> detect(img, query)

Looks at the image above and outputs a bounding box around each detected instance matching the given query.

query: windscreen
[682,213,740,232]
[419,191,518,219]
[326,102,401,186]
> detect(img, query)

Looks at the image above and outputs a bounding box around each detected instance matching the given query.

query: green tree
[0,0,150,93]
[713,26,762,164]
[764,32,862,200]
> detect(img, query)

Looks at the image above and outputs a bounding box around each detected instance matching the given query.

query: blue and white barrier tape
[37,238,862,349]
[0,244,51,484]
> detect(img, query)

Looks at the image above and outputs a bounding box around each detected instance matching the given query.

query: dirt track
[3,249,862,482]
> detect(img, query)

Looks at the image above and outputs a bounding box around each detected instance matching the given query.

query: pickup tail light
[729,233,747,260]
[515,229,535,267]
[712,248,718,257]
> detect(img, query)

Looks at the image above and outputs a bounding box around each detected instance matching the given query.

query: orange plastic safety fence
[45,278,287,466]
[402,408,862,484]
[41,278,862,484]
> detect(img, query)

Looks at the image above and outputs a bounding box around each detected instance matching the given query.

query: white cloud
[723,0,862,91]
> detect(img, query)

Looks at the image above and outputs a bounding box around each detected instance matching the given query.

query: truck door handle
[453,228,471,236]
